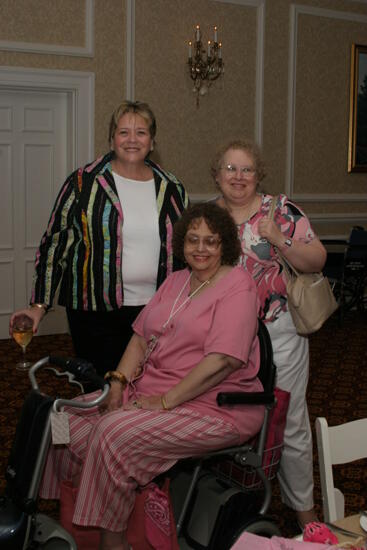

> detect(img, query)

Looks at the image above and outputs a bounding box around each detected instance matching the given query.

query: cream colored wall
[0,0,126,155]
[263,0,367,236]
[135,0,257,196]
[1,0,366,237]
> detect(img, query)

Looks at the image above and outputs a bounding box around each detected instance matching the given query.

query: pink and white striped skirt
[39,400,242,532]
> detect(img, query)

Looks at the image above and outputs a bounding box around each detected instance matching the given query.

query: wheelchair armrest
[217,391,275,406]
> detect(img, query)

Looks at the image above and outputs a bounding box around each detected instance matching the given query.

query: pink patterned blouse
[237,193,316,323]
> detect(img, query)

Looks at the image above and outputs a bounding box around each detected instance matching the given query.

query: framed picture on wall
[348,44,367,172]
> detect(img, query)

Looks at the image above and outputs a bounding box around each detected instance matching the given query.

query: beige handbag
[269,197,338,335]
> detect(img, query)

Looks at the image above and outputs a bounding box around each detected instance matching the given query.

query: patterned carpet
[0,310,366,539]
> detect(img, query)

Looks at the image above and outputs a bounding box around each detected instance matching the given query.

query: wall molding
[286,3,367,201]
[190,193,216,203]
[309,212,367,223]
[191,191,367,205]
[0,66,95,167]
[212,0,265,145]
[0,0,94,57]
[125,0,135,100]
[290,193,367,203]
[0,259,13,315]
[190,193,367,231]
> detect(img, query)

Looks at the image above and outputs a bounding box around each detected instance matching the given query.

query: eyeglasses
[184,235,222,250]
[221,164,256,178]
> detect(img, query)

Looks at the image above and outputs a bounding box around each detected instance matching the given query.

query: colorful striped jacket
[31,152,189,311]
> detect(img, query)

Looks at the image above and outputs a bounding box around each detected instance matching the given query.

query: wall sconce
[187,25,224,106]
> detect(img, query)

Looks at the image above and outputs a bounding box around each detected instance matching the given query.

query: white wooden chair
[315,416,367,522]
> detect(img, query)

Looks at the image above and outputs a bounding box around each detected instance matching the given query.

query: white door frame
[0,66,95,168]
[0,66,94,337]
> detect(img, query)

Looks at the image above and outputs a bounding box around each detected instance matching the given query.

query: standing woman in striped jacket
[9,101,189,376]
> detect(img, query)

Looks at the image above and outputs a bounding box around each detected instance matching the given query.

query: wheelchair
[324,226,367,324]
[0,357,109,550]
[0,320,284,550]
[170,319,286,549]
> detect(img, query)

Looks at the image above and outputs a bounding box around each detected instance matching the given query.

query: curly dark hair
[173,203,242,266]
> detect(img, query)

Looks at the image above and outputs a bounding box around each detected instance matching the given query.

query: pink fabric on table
[230,532,336,549]
[132,266,264,440]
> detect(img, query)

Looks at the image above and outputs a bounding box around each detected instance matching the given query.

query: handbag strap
[269,196,300,280]
[268,195,278,222]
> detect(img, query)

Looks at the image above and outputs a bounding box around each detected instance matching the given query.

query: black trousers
[66,306,144,377]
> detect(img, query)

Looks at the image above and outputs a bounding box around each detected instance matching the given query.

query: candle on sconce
[186,23,224,105]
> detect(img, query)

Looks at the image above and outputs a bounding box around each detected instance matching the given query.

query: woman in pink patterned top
[212,140,327,529]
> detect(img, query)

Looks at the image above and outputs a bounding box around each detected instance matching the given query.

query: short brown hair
[173,203,242,266]
[108,100,157,143]
[210,139,266,183]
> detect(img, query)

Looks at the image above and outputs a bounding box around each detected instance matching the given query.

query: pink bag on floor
[60,478,179,550]
[59,480,100,550]
[127,478,180,550]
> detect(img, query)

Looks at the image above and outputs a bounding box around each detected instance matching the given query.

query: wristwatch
[30,303,49,313]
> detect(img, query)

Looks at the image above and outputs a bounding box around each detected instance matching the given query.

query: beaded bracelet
[104,371,128,388]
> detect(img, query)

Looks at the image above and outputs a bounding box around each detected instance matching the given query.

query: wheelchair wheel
[228,515,281,548]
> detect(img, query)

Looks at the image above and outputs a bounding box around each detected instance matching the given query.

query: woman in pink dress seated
[40,203,265,550]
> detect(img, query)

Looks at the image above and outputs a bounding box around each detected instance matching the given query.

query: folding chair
[315,416,367,522]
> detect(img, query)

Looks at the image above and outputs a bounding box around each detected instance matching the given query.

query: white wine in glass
[13,314,34,370]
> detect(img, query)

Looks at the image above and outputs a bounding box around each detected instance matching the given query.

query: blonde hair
[108,100,157,143]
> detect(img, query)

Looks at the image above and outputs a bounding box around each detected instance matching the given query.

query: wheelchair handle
[48,355,105,391]
[29,356,106,391]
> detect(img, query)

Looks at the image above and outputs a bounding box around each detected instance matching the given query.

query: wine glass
[12,314,34,370]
